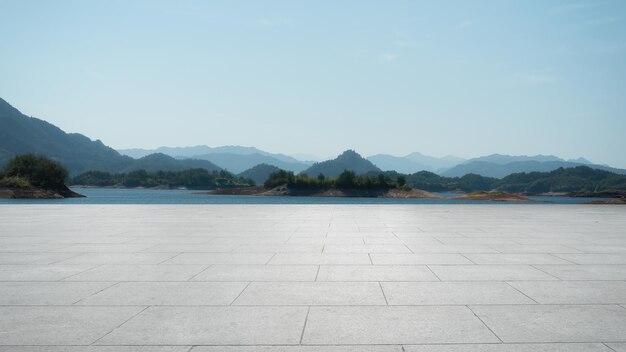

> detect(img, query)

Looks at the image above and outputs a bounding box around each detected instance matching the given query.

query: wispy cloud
[510,69,559,86]
[584,16,621,26]
[392,31,423,48]
[381,53,399,62]
[455,19,478,30]
[256,17,288,27]
[549,2,593,14]
[257,18,276,26]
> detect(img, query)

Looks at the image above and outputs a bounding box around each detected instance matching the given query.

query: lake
[0,188,602,205]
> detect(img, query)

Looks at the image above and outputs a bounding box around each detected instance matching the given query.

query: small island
[0,154,84,199]
[453,191,533,202]
[203,170,443,199]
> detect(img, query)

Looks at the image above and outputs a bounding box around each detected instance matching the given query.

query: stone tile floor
[0,204,625,351]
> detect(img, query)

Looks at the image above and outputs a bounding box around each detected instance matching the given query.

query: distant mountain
[0,97,134,175]
[190,153,310,173]
[237,164,280,185]
[119,146,214,159]
[463,154,566,165]
[290,153,321,162]
[405,152,465,171]
[0,97,221,175]
[124,153,220,173]
[367,154,431,174]
[302,150,380,177]
[367,152,464,173]
[119,145,305,164]
[443,160,626,178]
[567,157,593,165]
[119,145,311,173]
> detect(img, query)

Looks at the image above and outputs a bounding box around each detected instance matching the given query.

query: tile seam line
[186,264,214,282]
[466,305,504,343]
[57,264,104,282]
[156,252,184,265]
[425,265,442,281]
[378,281,389,305]
[2,342,626,346]
[48,252,87,265]
[71,281,121,305]
[503,281,540,304]
[89,305,150,345]
[530,264,564,280]
[229,281,252,305]
[299,306,311,344]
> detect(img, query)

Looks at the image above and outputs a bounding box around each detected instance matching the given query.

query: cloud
[256,17,289,27]
[510,70,558,86]
[455,19,478,29]
[392,30,422,48]
[381,53,399,62]
[584,16,621,26]
[549,2,593,14]
[257,18,276,26]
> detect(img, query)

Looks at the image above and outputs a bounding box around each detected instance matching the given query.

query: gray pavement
[0,204,625,351]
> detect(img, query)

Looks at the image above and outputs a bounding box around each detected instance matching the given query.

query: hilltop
[0,98,221,175]
[302,150,380,178]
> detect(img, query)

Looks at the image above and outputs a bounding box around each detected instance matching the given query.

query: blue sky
[1,0,625,167]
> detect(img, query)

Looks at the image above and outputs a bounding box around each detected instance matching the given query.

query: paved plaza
[0,204,625,351]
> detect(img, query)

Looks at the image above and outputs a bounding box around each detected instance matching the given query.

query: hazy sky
[1,1,625,167]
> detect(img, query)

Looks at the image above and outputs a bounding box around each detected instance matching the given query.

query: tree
[397,175,406,187]
[5,154,69,189]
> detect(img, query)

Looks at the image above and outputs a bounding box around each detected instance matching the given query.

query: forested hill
[302,150,380,178]
[0,98,221,175]
[378,166,626,193]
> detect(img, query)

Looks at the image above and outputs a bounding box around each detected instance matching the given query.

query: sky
[1,0,625,167]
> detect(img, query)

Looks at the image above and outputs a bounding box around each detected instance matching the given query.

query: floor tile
[317,265,438,281]
[381,282,535,305]
[470,304,626,342]
[429,265,557,281]
[97,306,308,345]
[234,282,386,305]
[302,306,499,344]
[78,282,248,305]
[0,306,144,345]
[192,265,318,281]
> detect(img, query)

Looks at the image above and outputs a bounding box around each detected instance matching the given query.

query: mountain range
[442,154,625,178]
[302,150,381,178]
[2,96,624,179]
[367,153,464,174]
[0,98,221,175]
[119,145,311,174]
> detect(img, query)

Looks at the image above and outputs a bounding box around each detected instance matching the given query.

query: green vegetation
[496,166,626,193]
[302,150,380,178]
[264,170,400,190]
[387,166,626,193]
[1,154,69,190]
[263,166,626,194]
[1,97,222,175]
[237,163,281,185]
[72,168,255,189]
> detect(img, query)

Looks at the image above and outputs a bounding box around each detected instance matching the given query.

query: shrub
[4,154,69,190]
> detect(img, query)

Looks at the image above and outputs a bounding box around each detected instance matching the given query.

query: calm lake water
[0,188,602,205]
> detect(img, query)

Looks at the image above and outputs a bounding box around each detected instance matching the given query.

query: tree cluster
[72,168,254,189]
[0,154,69,190]
[264,170,400,190]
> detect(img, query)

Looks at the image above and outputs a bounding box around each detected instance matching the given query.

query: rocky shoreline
[453,192,534,202]
[201,186,442,199]
[0,186,84,199]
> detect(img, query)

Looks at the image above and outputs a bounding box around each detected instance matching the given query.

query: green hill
[0,97,221,175]
[302,150,380,178]
[237,164,280,185]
